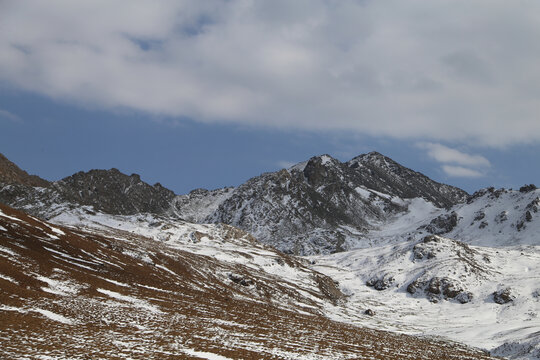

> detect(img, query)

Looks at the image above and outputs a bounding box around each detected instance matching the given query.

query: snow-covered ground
[48,201,540,359]
[311,241,540,359]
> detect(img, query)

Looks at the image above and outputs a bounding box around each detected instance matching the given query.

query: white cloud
[2,1,540,146]
[442,165,484,178]
[417,142,491,167]
[0,109,20,123]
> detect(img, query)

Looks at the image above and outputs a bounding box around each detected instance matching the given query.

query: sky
[0,0,539,194]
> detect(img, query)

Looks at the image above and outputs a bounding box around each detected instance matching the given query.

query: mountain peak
[0,153,50,187]
[346,152,468,208]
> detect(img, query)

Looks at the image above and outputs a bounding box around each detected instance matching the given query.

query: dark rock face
[364,309,375,316]
[314,274,345,305]
[0,167,176,218]
[407,277,473,304]
[55,169,175,215]
[519,184,537,193]
[0,152,468,255]
[228,273,254,287]
[420,212,459,235]
[347,152,467,208]
[366,275,396,290]
[493,288,515,304]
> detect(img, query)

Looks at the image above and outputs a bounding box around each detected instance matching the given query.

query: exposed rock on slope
[346,152,467,208]
[420,186,540,247]
[0,167,175,218]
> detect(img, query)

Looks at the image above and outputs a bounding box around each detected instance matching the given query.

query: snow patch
[181,348,235,360]
[33,308,74,325]
[97,288,161,313]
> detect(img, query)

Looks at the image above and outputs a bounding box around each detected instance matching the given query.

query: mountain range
[1,151,539,359]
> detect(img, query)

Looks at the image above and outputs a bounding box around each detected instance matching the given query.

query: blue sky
[1,1,539,194]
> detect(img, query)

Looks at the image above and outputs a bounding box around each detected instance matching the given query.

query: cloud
[417,142,491,167]
[442,165,484,178]
[0,109,21,123]
[2,1,540,146]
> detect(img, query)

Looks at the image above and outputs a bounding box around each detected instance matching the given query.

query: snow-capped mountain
[173,152,467,255]
[1,152,539,359]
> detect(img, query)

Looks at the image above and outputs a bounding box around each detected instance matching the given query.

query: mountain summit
[174,152,467,254]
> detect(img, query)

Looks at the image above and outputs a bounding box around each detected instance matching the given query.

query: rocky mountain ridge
[0,152,467,255]
[174,152,468,254]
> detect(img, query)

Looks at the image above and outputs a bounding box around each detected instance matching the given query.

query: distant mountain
[174,153,467,255]
[0,165,175,218]
[1,152,538,359]
[56,169,175,215]
[346,152,466,208]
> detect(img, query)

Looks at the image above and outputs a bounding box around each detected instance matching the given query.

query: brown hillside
[0,153,50,187]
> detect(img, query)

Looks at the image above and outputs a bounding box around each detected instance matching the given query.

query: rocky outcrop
[420,212,459,235]
[407,276,473,304]
[493,288,515,304]
[55,169,175,215]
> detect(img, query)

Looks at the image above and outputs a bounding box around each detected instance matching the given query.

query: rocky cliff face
[56,169,175,215]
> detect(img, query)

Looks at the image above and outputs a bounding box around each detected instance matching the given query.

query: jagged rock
[473,211,486,222]
[519,184,537,193]
[407,276,473,303]
[0,152,468,255]
[413,236,442,259]
[495,211,508,224]
[313,274,345,304]
[420,212,459,235]
[493,288,515,304]
[0,153,50,187]
[366,275,395,290]
[364,309,375,316]
[56,169,176,215]
[526,197,540,213]
[228,273,254,287]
